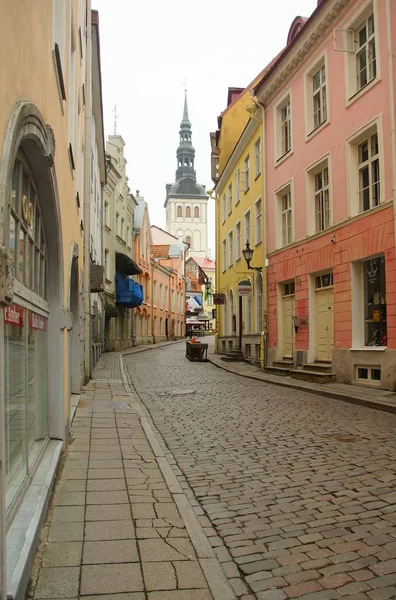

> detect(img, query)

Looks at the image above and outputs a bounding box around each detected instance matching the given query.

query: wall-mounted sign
[4,304,24,327]
[29,310,47,331]
[238,280,252,297]
[213,293,225,305]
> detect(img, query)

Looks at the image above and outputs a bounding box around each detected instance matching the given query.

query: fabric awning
[116,252,142,275]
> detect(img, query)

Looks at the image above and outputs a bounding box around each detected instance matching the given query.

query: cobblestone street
[125,341,396,600]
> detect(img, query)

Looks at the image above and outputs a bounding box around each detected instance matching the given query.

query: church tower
[165,92,208,257]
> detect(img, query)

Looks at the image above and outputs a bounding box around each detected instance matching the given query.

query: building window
[244,210,251,245]
[194,206,199,218]
[281,189,292,246]
[186,206,191,218]
[255,198,262,245]
[159,283,163,307]
[222,194,226,223]
[364,256,386,347]
[358,133,380,212]
[244,155,250,190]
[313,64,327,129]
[228,231,233,267]
[246,297,252,334]
[222,238,226,272]
[256,272,263,332]
[356,366,381,385]
[116,213,120,237]
[314,166,330,232]
[284,280,295,296]
[185,235,191,246]
[255,138,261,178]
[227,184,232,214]
[235,170,240,205]
[236,221,241,260]
[153,281,157,305]
[177,205,182,217]
[276,96,291,158]
[356,13,376,92]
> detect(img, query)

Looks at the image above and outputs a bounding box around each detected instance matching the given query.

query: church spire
[176,91,195,181]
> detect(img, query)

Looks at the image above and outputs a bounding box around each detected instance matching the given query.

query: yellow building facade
[215,115,266,362]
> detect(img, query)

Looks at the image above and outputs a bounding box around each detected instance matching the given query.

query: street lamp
[242,241,262,272]
[204,277,211,295]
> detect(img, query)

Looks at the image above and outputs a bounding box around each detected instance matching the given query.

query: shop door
[315,288,333,361]
[283,295,294,358]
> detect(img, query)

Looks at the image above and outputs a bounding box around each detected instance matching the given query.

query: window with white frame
[276,186,292,247]
[222,194,226,223]
[314,165,330,233]
[255,198,262,245]
[159,283,163,307]
[255,138,261,177]
[153,281,157,305]
[227,183,232,214]
[358,133,380,212]
[356,13,376,92]
[244,155,250,190]
[236,221,241,260]
[312,63,327,129]
[222,238,226,272]
[235,170,240,204]
[228,231,233,267]
[276,96,291,158]
[244,210,251,245]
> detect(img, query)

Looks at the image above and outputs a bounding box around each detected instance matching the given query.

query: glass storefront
[4,155,49,510]
[4,306,48,509]
[364,256,387,346]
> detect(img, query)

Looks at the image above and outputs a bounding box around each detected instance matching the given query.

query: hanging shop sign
[4,304,24,327]
[238,280,252,297]
[29,310,47,331]
[213,293,225,305]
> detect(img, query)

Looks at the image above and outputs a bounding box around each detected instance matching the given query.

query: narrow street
[124,341,396,599]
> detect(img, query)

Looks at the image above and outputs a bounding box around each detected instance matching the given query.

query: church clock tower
[165,92,208,257]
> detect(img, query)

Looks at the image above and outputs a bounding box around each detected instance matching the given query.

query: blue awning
[116,273,143,308]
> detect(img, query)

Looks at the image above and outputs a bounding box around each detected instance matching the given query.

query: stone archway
[0,100,65,441]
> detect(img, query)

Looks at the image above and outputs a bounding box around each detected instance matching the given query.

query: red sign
[29,311,47,331]
[4,304,24,327]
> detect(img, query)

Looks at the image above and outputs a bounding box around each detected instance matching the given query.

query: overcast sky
[92,0,318,256]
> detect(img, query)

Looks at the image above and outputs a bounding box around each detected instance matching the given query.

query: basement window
[356,365,381,384]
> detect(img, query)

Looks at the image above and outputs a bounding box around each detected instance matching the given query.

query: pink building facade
[255,0,396,389]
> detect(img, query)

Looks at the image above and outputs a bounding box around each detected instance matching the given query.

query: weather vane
[113,104,118,135]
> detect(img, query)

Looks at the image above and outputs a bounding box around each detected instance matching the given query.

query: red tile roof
[151,245,170,258]
[192,257,216,270]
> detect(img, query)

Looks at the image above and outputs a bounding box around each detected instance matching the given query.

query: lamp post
[242,241,262,272]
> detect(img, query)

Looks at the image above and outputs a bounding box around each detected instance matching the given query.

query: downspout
[100,183,105,355]
[151,260,154,343]
[84,2,92,380]
[386,0,396,255]
[251,93,268,366]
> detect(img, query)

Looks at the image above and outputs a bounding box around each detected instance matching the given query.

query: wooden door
[283,295,294,358]
[315,288,333,361]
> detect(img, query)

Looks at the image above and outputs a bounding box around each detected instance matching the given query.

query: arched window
[186,206,191,218]
[185,235,191,246]
[177,205,182,217]
[194,206,199,218]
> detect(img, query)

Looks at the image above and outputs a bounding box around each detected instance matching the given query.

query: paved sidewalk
[28,347,234,600]
[209,351,396,414]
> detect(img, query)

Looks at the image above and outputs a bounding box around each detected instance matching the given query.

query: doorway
[282,281,295,358]
[315,273,334,361]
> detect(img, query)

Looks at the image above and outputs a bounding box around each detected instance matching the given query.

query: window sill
[346,76,381,108]
[275,150,293,167]
[244,187,250,195]
[254,173,261,181]
[255,240,263,248]
[306,119,330,142]
[350,347,387,352]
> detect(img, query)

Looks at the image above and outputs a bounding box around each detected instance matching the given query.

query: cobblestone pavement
[124,342,396,600]
[28,360,228,600]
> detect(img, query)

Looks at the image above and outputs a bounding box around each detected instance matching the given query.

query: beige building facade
[0,2,105,597]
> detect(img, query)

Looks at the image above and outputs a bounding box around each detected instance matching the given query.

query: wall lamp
[242,242,262,272]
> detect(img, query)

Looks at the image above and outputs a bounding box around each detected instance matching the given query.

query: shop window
[364,256,387,346]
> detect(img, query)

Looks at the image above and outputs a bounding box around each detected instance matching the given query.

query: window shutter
[333,28,355,52]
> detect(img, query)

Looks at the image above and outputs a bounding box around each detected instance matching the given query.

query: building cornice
[256,0,352,106]
[216,118,259,193]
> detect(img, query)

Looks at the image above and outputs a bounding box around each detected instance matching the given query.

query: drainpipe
[0,317,5,599]
[386,0,396,256]
[100,182,105,355]
[250,94,268,366]
[84,2,92,380]
[151,260,154,343]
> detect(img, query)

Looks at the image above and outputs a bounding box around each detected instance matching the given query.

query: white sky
[92,0,318,256]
